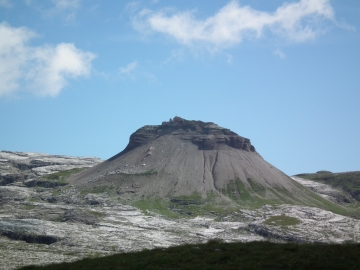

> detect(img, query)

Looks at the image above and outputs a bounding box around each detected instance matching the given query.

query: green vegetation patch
[22,204,36,210]
[264,215,301,227]
[114,169,158,177]
[133,198,179,218]
[28,168,89,188]
[81,186,107,194]
[134,193,238,219]
[19,240,360,270]
[221,179,279,208]
[42,167,88,182]
[247,178,266,196]
[169,194,205,216]
[136,169,158,176]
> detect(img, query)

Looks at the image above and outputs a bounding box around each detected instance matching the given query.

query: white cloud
[0,22,95,97]
[0,0,12,8]
[133,0,335,50]
[119,61,138,74]
[273,49,286,59]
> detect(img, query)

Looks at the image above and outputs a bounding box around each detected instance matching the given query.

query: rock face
[0,151,102,186]
[70,117,329,207]
[120,116,256,153]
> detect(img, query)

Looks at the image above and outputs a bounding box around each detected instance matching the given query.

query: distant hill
[295,171,360,202]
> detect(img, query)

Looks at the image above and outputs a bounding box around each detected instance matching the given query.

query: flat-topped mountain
[70,117,332,209]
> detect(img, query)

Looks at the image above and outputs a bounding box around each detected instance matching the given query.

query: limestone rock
[0,150,102,186]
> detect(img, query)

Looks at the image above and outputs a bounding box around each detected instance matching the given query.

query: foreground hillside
[20,240,360,270]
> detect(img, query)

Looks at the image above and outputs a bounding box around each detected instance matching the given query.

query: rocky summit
[70,117,331,208]
[122,116,256,153]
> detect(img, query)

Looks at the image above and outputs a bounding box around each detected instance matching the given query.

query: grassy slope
[132,177,352,219]
[295,171,360,202]
[20,240,360,270]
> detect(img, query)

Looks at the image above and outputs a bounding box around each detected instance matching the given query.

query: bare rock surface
[291,176,353,204]
[1,184,360,269]
[0,151,102,186]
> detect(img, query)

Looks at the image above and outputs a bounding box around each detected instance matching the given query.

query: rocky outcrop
[248,224,311,243]
[0,174,23,185]
[62,209,99,225]
[1,230,58,245]
[0,151,102,186]
[116,116,256,156]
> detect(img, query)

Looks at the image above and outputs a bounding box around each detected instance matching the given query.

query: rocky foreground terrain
[1,150,360,270]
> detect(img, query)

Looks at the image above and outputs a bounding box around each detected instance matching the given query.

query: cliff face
[122,116,256,153]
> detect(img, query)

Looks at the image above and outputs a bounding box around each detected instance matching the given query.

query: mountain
[69,117,336,212]
[1,129,360,269]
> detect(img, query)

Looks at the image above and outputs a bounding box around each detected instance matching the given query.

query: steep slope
[69,117,340,209]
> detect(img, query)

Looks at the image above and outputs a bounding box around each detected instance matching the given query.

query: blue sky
[0,0,359,175]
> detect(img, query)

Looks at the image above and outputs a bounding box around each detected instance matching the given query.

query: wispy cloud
[132,0,335,50]
[0,22,95,97]
[48,0,81,22]
[119,61,138,74]
[116,61,159,84]
[273,49,286,59]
